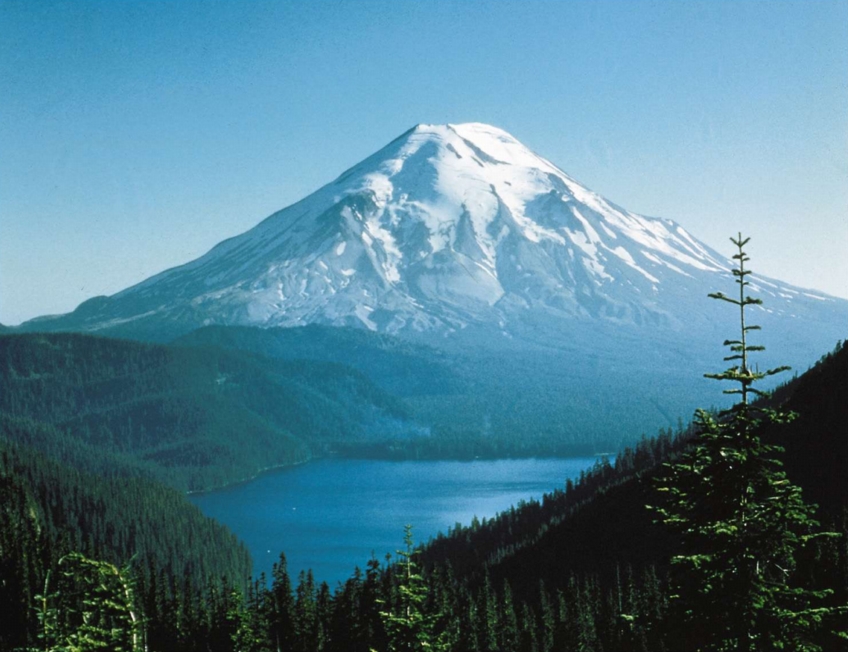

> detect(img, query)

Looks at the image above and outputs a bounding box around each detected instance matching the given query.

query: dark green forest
[0,333,417,492]
[1,239,846,650]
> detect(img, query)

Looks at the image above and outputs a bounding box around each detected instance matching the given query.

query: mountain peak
[384,121,554,174]
[21,123,845,350]
[410,121,522,144]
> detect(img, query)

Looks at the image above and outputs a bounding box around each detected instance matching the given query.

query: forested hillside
[175,324,668,456]
[765,342,848,519]
[426,340,848,586]
[413,339,848,650]
[0,434,252,650]
[3,339,845,650]
[0,333,415,491]
[175,324,461,398]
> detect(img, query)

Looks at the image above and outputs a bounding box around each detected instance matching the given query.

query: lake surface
[190,457,605,587]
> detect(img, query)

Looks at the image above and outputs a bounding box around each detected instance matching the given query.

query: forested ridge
[174,324,461,398]
[174,324,655,457]
[0,433,252,650]
[424,339,848,590]
[0,332,415,492]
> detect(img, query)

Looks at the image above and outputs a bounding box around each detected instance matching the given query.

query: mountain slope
[171,324,713,454]
[20,123,846,351]
[174,323,461,398]
[0,434,254,651]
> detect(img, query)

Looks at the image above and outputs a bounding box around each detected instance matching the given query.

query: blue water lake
[189,457,606,587]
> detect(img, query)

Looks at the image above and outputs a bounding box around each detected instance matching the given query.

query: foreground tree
[32,552,143,652]
[652,234,845,651]
[377,525,446,652]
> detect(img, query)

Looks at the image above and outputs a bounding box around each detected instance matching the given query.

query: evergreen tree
[477,573,499,652]
[652,234,846,651]
[518,601,539,652]
[328,567,369,652]
[32,552,143,652]
[271,552,296,652]
[316,581,332,651]
[538,581,555,652]
[294,569,318,652]
[378,525,444,652]
[498,581,520,652]
[363,556,389,652]
[239,576,274,652]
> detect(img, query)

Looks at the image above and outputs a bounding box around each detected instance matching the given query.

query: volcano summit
[24,122,845,353]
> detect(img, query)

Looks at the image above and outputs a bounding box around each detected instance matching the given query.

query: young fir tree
[652,234,845,651]
[377,525,445,652]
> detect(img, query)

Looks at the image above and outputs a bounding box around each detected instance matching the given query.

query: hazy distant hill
[174,323,461,398]
[173,323,711,454]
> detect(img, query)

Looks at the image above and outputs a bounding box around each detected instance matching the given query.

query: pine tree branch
[708,292,742,305]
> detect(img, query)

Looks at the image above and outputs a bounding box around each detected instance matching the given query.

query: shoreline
[185,455,314,496]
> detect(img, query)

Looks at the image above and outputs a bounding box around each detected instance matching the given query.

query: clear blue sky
[2,0,846,325]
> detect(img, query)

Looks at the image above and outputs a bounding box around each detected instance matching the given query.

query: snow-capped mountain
[23,123,846,356]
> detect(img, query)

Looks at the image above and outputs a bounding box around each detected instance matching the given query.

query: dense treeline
[764,341,848,520]
[0,333,415,491]
[69,538,672,652]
